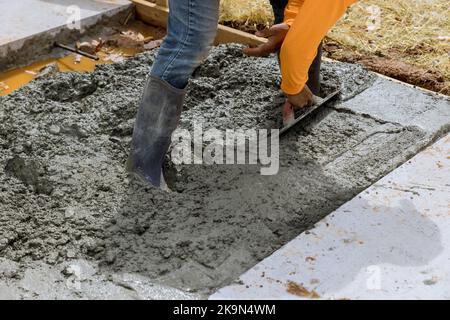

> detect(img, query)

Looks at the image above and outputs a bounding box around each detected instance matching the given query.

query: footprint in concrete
[4,156,53,195]
[98,159,357,294]
[43,73,98,102]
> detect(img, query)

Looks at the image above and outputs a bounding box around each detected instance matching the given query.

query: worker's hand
[285,85,316,109]
[243,23,290,57]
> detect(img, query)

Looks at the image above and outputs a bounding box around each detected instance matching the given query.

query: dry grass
[219,0,450,94]
[219,0,273,31]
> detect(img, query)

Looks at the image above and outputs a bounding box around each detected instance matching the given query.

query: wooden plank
[133,0,169,26]
[216,25,266,47]
[132,0,266,46]
[154,0,167,8]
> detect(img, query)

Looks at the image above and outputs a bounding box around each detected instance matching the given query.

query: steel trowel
[280,89,341,135]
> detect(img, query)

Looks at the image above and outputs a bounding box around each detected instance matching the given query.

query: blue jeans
[151,0,220,89]
[151,0,321,94]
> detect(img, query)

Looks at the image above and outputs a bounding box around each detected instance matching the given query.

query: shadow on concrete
[97,156,363,293]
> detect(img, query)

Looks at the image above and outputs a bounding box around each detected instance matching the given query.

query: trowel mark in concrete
[0,44,448,297]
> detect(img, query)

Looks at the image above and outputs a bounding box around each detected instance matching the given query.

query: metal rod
[54,42,100,61]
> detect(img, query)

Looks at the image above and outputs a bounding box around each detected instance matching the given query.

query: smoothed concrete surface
[0,0,131,70]
[334,77,450,134]
[211,134,450,300]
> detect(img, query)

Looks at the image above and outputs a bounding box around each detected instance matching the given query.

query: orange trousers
[280,0,358,95]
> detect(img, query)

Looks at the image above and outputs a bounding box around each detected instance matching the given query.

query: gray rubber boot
[128,75,186,188]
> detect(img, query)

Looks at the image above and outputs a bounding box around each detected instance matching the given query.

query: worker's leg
[130,0,220,188]
[270,0,322,95]
[151,0,220,89]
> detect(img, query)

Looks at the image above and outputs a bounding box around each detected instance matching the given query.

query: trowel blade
[279,89,341,136]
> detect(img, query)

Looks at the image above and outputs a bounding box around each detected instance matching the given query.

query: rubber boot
[128,76,186,188]
[306,42,323,96]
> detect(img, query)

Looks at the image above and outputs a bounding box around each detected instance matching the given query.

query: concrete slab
[334,78,450,135]
[211,134,450,300]
[0,0,131,70]
[0,0,130,46]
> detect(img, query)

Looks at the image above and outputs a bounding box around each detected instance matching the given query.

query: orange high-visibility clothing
[280,0,358,95]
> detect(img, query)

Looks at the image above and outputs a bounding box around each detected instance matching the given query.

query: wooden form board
[154,0,167,7]
[132,0,267,47]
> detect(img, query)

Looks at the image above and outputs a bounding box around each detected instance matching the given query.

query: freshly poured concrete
[0,258,201,300]
[0,0,131,70]
[0,45,449,299]
[212,134,450,300]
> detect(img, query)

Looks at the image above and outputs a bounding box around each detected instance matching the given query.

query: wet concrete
[0,44,449,298]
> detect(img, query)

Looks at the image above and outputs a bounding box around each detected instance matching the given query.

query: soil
[323,40,450,96]
[0,44,442,295]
